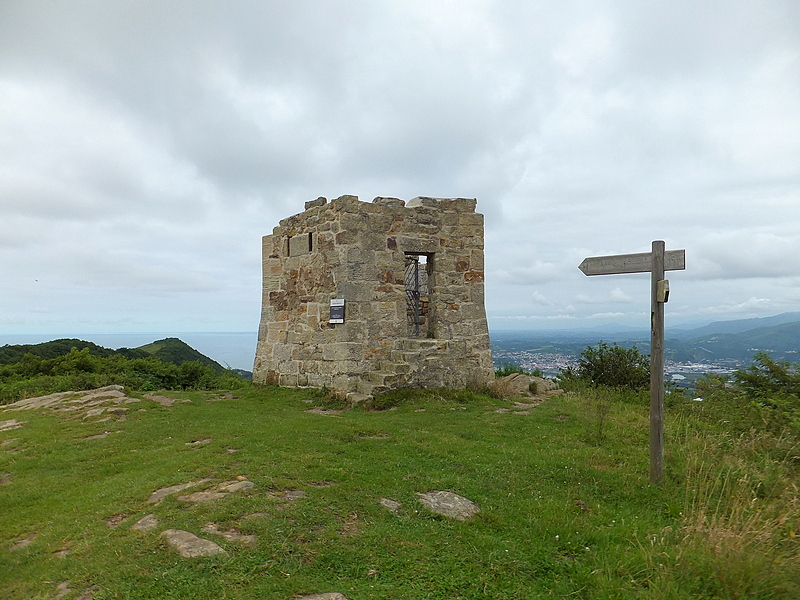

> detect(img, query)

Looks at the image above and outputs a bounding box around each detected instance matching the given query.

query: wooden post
[650,241,665,484]
[579,241,684,484]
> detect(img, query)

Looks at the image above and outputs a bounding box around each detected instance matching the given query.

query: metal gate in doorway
[404,254,430,337]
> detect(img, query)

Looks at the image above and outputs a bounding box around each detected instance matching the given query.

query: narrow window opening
[404,253,432,337]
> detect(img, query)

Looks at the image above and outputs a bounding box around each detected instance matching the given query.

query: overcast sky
[2,0,799,340]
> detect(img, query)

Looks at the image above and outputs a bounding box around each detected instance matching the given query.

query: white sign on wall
[329,298,345,324]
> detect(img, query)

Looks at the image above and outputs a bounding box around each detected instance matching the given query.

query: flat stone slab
[176,479,255,503]
[304,408,345,416]
[417,491,480,521]
[144,393,182,406]
[185,437,212,446]
[3,385,140,421]
[201,523,257,548]
[53,581,72,600]
[161,529,228,557]
[4,391,79,411]
[83,430,120,440]
[379,497,402,512]
[218,480,255,493]
[0,418,25,431]
[512,401,540,409]
[80,386,127,401]
[131,514,159,532]
[148,479,211,504]
[10,534,36,551]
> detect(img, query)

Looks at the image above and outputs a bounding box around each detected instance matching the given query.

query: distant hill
[0,338,146,364]
[134,337,225,372]
[668,321,800,362]
[670,312,800,339]
[0,337,225,371]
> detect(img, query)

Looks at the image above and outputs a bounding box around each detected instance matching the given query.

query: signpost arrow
[579,241,686,484]
[578,249,685,276]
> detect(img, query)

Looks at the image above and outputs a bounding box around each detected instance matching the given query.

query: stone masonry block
[396,235,438,254]
[340,211,367,232]
[372,196,405,208]
[279,373,299,387]
[335,229,359,245]
[322,342,364,362]
[305,196,327,210]
[406,196,441,209]
[368,213,394,232]
[457,212,484,226]
[263,276,281,292]
[442,197,478,212]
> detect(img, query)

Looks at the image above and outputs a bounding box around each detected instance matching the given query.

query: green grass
[2,386,798,599]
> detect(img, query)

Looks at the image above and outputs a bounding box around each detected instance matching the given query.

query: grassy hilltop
[0,337,225,371]
[2,368,799,599]
[0,338,243,405]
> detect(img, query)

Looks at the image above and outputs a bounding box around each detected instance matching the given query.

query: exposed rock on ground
[131,514,159,532]
[0,418,25,431]
[147,479,212,504]
[2,385,149,422]
[143,393,183,406]
[176,479,255,503]
[9,533,36,551]
[185,437,213,446]
[379,497,402,512]
[417,490,480,521]
[161,529,228,557]
[304,407,345,416]
[201,523,257,548]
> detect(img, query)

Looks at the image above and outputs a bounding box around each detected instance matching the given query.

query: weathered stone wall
[253,194,494,400]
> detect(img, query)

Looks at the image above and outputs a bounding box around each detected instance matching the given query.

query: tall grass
[642,427,800,598]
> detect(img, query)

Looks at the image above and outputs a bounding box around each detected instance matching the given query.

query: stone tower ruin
[252,194,494,401]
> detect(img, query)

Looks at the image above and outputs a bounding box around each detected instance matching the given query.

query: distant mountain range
[668,319,800,362]
[670,312,800,339]
[491,312,800,364]
[0,337,228,371]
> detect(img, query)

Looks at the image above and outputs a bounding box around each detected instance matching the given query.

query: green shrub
[733,353,800,434]
[0,347,248,404]
[558,341,649,390]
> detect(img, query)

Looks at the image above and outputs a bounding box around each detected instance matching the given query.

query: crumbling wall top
[287,195,478,224]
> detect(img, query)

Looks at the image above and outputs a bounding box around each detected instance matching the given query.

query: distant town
[492,347,740,381]
[490,311,800,389]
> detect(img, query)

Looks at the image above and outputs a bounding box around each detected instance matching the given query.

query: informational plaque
[329,298,345,324]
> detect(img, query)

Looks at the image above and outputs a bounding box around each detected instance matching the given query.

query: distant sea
[0,332,258,372]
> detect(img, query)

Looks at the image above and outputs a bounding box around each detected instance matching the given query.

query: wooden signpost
[579,241,685,484]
